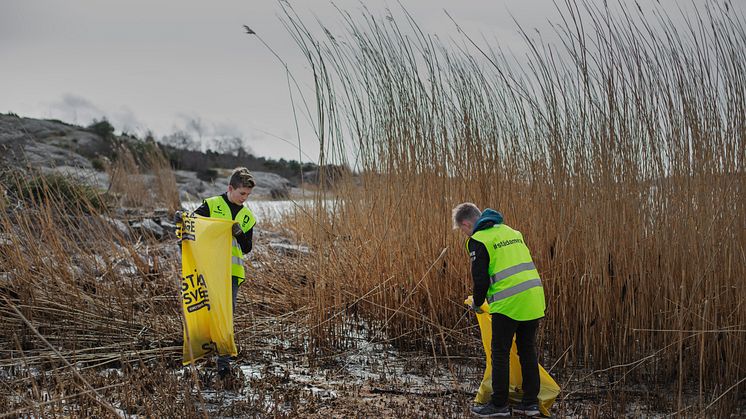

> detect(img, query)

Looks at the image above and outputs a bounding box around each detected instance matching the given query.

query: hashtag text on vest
[493,238,523,249]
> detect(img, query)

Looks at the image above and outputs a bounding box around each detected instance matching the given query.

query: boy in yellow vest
[192,167,257,378]
[453,203,545,417]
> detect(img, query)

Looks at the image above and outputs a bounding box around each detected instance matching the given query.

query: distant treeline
[161,145,317,185]
[87,118,321,185]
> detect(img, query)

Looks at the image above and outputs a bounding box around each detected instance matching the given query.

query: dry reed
[0,164,323,416]
[281,1,745,415]
[107,143,181,211]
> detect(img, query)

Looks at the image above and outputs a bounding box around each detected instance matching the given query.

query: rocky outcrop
[0,114,297,202]
[252,172,292,199]
[173,170,225,202]
[131,218,165,239]
[0,114,111,167]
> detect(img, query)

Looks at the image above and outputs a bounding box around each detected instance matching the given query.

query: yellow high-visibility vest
[468,224,545,320]
[204,195,256,284]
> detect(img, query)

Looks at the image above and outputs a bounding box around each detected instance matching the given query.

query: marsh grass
[107,144,181,211]
[0,164,324,417]
[282,1,745,415]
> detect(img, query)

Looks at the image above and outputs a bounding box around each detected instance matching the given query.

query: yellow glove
[464,295,489,314]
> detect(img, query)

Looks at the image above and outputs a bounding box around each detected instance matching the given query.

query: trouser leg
[230,276,239,312]
[515,318,541,404]
[217,277,240,373]
[491,313,517,407]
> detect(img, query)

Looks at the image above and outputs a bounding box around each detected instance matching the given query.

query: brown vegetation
[282,1,745,416]
[106,144,180,212]
[0,2,743,417]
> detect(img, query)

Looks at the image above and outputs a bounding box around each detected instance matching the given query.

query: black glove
[174,210,183,223]
[472,302,484,314]
[232,223,243,237]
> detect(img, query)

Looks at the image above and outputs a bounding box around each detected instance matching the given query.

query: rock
[0,115,301,204]
[102,216,131,239]
[131,219,164,239]
[268,242,310,256]
[0,114,112,165]
[174,170,295,201]
[174,170,224,202]
[159,220,178,239]
[24,142,92,169]
[42,165,110,190]
[252,171,292,198]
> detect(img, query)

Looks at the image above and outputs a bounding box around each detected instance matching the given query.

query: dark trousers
[217,276,240,371]
[491,313,540,406]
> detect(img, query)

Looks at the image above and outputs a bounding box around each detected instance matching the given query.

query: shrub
[91,156,108,172]
[196,168,218,182]
[2,170,106,213]
[87,118,115,140]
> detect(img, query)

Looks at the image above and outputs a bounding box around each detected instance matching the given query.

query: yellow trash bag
[179,215,237,365]
[465,296,560,416]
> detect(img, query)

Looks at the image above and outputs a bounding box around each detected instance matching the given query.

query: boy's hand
[232,223,243,237]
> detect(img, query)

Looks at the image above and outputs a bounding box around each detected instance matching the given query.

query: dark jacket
[468,209,504,307]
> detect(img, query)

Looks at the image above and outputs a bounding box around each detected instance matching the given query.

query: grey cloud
[111,106,146,135]
[47,93,106,126]
[47,94,146,135]
[212,121,244,139]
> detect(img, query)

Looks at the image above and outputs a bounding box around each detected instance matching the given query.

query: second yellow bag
[465,296,560,416]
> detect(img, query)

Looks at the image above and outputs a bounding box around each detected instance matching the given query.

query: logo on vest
[493,238,523,249]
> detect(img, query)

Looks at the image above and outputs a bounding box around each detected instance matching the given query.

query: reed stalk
[282,1,745,414]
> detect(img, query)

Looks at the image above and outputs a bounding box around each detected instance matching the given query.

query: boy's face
[227,185,253,205]
[458,220,474,236]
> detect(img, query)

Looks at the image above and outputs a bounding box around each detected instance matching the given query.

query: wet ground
[180,320,688,419]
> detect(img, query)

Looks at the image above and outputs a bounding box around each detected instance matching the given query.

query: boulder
[131,218,164,239]
[252,171,292,198]
[42,166,110,190]
[174,170,224,202]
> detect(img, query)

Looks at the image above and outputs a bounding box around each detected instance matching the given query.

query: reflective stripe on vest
[231,237,243,265]
[205,195,256,282]
[487,278,543,303]
[489,261,537,284]
[469,224,546,321]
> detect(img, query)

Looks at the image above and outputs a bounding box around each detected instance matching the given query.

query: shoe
[470,404,487,415]
[217,355,233,379]
[513,403,540,417]
[217,365,232,380]
[472,403,511,417]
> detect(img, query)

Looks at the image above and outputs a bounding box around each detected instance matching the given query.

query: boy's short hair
[229,167,256,189]
[451,202,481,229]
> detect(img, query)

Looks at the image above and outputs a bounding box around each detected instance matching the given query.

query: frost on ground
[184,321,477,418]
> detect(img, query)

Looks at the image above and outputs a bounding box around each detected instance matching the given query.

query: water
[182,199,328,223]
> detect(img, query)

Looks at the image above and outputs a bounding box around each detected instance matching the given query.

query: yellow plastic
[179,215,237,365]
[465,296,560,416]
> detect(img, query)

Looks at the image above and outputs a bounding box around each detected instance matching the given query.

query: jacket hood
[472,208,504,234]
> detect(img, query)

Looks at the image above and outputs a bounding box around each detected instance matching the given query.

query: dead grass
[107,144,181,211]
[280,1,745,416]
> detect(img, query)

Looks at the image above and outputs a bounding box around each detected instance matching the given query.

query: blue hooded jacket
[472,208,504,234]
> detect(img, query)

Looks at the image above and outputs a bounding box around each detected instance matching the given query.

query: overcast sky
[1,0,739,161]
